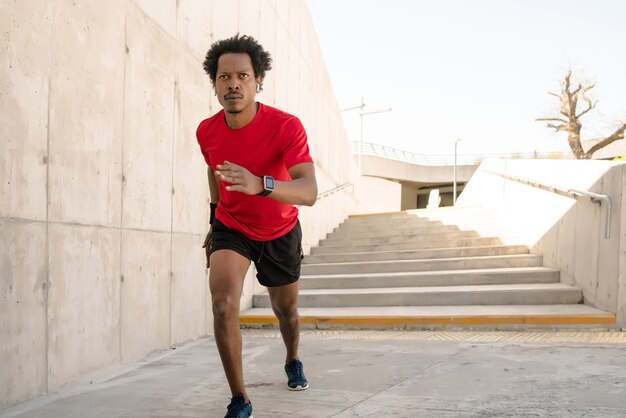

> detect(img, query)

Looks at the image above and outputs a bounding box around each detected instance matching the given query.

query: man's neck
[224,102,258,129]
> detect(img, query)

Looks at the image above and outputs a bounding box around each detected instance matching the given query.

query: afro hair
[203,34,272,90]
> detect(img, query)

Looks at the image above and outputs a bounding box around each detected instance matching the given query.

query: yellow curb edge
[240,314,616,326]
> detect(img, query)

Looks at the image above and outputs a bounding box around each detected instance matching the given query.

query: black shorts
[209,219,304,287]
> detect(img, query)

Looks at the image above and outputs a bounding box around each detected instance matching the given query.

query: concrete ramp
[240,206,616,330]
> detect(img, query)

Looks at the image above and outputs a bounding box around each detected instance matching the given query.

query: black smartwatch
[257,175,274,196]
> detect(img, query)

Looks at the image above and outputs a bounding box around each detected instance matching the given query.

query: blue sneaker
[224,394,253,418]
[284,359,309,391]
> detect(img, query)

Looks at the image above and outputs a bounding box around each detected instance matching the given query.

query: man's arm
[202,166,221,268]
[278,162,318,206]
[215,160,318,207]
[208,166,220,204]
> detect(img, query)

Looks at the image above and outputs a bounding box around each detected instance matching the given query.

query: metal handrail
[316,182,353,200]
[351,141,568,166]
[485,170,612,239]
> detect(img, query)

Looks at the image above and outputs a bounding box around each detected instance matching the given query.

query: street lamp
[453,138,462,205]
[341,97,391,174]
[359,107,392,174]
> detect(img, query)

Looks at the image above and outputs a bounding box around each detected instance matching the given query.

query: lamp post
[341,98,391,175]
[358,107,392,174]
[453,138,462,205]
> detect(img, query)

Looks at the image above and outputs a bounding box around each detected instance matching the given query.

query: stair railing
[485,170,612,239]
[316,182,353,201]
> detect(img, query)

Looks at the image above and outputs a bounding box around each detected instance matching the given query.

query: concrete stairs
[240,207,616,330]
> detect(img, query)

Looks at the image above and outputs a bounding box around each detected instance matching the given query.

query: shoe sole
[287,383,309,391]
[284,370,309,391]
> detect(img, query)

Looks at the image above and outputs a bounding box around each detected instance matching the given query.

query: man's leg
[267,282,300,363]
[209,249,251,401]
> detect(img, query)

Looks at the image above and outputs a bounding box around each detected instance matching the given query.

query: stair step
[253,283,582,308]
[299,267,560,289]
[301,254,542,275]
[319,230,481,247]
[303,245,530,264]
[345,210,489,224]
[336,219,443,232]
[311,237,504,254]
[332,224,512,240]
[328,224,462,239]
[340,217,494,230]
[239,304,616,329]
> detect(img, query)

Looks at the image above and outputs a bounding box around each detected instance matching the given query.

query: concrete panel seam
[119,7,128,366]
[272,1,287,32]
[168,75,177,349]
[125,1,204,67]
[128,1,177,45]
[128,0,205,64]
[44,11,53,394]
[0,218,202,238]
[0,217,49,225]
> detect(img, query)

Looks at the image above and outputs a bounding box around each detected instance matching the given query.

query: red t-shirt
[196,103,313,241]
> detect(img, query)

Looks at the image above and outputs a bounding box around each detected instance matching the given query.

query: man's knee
[212,295,239,321]
[273,305,298,325]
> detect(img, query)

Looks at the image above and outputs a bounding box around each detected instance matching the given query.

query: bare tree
[537,71,625,159]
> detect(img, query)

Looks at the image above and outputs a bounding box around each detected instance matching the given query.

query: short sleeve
[280,117,313,169]
[196,120,212,166]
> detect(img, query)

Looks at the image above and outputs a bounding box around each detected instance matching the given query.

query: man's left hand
[215,160,263,195]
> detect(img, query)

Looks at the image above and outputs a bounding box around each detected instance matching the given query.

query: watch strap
[257,176,274,196]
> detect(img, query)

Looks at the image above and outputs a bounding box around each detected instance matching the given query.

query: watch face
[265,176,275,190]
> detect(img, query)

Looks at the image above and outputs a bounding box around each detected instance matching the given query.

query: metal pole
[358,96,364,175]
[347,97,390,177]
[453,138,461,205]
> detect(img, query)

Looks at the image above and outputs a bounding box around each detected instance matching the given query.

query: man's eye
[240,74,249,78]
[218,75,228,80]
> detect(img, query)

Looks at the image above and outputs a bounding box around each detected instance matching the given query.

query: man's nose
[227,79,240,90]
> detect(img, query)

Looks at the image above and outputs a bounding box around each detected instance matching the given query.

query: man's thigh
[209,249,251,298]
[267,281,299,312]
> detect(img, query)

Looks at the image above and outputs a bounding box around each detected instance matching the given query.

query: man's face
[215,52,261,114]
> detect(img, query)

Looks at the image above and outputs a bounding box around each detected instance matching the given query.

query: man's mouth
[225,94,243,100]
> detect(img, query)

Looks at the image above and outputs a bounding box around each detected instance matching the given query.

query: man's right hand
[202,227,213,268]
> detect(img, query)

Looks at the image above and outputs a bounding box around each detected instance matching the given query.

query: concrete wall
[458,159,626,326]
[401,183,419,210]
[355,177,403,214]
[0,0,358,408]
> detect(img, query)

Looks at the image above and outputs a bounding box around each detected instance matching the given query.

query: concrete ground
[2,330,626,418]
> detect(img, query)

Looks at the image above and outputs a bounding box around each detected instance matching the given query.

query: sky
[306,0,626,158]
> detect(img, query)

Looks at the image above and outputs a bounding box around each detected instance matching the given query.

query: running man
[196,34,317,418]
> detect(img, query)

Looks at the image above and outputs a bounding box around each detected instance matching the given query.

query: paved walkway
[2,330,626,418]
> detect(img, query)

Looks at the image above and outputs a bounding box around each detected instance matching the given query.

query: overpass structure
[359,153,478,209]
